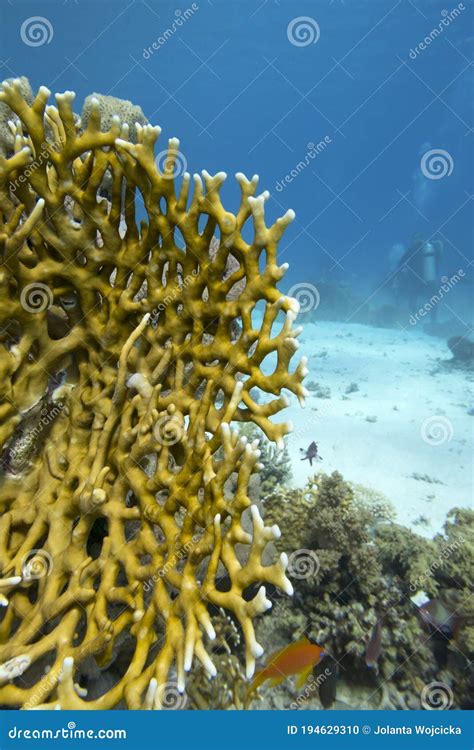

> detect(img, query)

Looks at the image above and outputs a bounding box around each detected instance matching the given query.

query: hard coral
[260,472,436,701]
[0,77,33,157]
[237,422,292,497]
[0,79,307,708]
[81,93,148,144]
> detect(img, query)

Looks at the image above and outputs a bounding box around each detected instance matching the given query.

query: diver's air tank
[422,242,437,283]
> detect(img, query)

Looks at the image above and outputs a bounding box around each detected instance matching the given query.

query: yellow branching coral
[0,79,307,709]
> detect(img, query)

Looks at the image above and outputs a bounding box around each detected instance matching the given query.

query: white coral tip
[184,643,194,672]
[246,660,255,680]
[252,641,265,658]
[250,505,263,526]
[144,678,157,708]
[286,296,301,314]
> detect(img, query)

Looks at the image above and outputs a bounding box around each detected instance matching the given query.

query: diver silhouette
[393,234,443,323]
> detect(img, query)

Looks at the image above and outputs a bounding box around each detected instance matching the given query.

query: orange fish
[249,637,325,693]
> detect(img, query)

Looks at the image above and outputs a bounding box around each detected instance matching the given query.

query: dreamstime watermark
[20,16,54,46]
[21,549,54,580]
[156,681,188,709]
[150,270,198,318]
[8,725,127,740]
[155,148,188,178]
[421,681,454,710]
[22,633,107,709]
[409,4,465,59]
[287,282,321,313]
[8,403,64,468]
[142,5,199,58]
[409,536,465,592]
[409,269,465,326]
[287,16,320,47]
[287,549,320,580]
[153,414,185,446]
[420,148,454,179]
[290,668,332,709]
[10,139,63,193]
[20,282,53,313]
[142,534,200,591]
[421,415,453,446]
[275,137,332,192]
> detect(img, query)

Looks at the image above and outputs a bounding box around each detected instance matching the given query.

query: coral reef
[81,93,148,145]
[431,509,474,666]
[237,422,292,497]
[256,472,471,709]
[0,77,33,157]
[0,79,308,708]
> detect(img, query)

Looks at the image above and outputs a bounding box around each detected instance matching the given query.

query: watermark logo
[275,138,332,192]
[409,4,465,59]
[155,148,188,179]
[153,415,184,446]
[421,415,453,446]
[409,269,465,326]
[157,681,188,709]
[10,139,63,193]
[287,282,320,313]
[290,668,332,709]
[287,549,320,579]
[143,534,200,591]
[21,549,53,580]
[150,269,198,318]
[420,149,454,180]
[20,282,53,313]
[287,16,320,47]
[409,535,465,592]
[421,681,454,710]
[143,4,199,58]
[20,17,54,47]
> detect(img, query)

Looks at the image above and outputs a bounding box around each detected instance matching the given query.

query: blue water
[1,0,472,292]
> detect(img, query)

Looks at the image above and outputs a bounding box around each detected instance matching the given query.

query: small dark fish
[365,619,382,674]
[314,654,338,709]
[300,441,322,466]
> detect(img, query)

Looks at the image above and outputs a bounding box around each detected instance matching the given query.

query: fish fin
[269,676,285,687]
[295,666,313,689]
[248,670,267,695]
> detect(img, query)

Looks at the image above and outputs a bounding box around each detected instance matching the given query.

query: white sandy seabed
[279,319,473,536]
